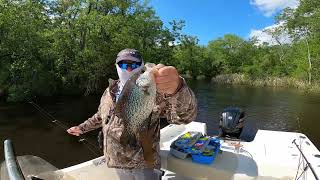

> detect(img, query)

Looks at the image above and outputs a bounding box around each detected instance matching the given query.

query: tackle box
[170,131,221,165]
[191,137,221,165]
[170,131,202,159]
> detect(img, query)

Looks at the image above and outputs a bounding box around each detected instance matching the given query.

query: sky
[149,0,299,45]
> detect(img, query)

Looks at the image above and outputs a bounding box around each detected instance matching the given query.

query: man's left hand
[154,64,181,95]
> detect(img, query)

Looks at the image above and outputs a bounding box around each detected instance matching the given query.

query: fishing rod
[28,100,101,157]
[292,139,319,180]
[293,115,316,180]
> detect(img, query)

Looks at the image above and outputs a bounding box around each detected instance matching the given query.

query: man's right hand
[67,126,83,136]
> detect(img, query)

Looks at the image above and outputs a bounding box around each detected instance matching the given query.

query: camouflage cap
[116,48,143,63]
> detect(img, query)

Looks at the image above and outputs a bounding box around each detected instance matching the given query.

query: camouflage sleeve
[161,77,197,124]
[78,88,109,133]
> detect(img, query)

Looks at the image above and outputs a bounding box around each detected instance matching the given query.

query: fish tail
[120,131,137,147]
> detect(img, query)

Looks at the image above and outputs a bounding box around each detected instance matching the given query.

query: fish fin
[142,146,154,164]
[120,131,137,147]
[145,63,155,69]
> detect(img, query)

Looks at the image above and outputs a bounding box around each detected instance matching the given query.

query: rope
[296,166,309,180]
[79,139,100,156]
[240,148,254,159]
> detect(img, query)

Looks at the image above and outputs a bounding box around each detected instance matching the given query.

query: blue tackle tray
[191,137,221,165]
[170,131,202,159]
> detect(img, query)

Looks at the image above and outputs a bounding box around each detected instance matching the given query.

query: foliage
[0,0,181,101]
[1,0,320,102]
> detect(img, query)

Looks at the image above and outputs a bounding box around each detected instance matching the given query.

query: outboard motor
[219,107,245,139]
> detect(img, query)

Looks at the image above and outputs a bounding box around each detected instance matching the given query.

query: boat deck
[55,122,320,180]
[162,128,320,179]
[2,122,319,180]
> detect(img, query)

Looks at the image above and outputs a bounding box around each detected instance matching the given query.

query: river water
[0,80,320,168]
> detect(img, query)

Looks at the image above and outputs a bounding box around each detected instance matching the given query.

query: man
[67,48,197,180]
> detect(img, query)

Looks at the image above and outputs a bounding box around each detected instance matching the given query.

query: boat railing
[4,139,25,180]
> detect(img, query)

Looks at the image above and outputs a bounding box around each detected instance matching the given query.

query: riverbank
[1,74,319,103]
[210,74,320,93]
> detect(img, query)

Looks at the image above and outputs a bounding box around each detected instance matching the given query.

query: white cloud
[250,0,299,17]
[249,22,291,45]
[250,29,273,44]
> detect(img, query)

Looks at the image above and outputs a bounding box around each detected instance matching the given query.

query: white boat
[2,121,320,180]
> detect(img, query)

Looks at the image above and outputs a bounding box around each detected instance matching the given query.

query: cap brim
[116,55,141,63]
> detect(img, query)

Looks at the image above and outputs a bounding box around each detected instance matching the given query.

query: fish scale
[114,63,157,147]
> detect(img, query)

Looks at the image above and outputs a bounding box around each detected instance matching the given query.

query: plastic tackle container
[191,137,221,165]
[170,131,202,159]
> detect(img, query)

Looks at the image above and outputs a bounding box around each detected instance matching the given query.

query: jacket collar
[108,78,119,102]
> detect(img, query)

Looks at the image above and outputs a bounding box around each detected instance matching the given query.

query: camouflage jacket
[78,77,197,169]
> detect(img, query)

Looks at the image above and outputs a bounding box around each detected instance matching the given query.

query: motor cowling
[219,107,245,138]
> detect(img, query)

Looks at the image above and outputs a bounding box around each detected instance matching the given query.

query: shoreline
[2,74,320,103]
[210,74,320,93]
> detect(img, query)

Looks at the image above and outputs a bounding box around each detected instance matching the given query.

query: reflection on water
[188,80,320,147]
[0,80,320,168]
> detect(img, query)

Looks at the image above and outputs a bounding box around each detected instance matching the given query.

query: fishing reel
[219,107,245,139]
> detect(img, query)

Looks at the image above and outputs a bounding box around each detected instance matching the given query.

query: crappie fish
[114,63,157,147]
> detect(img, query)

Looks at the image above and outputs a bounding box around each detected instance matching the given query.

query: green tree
[173,35,202,79]
[279,0,320,84]
[0,0,184,101]
[0,0,55,101]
